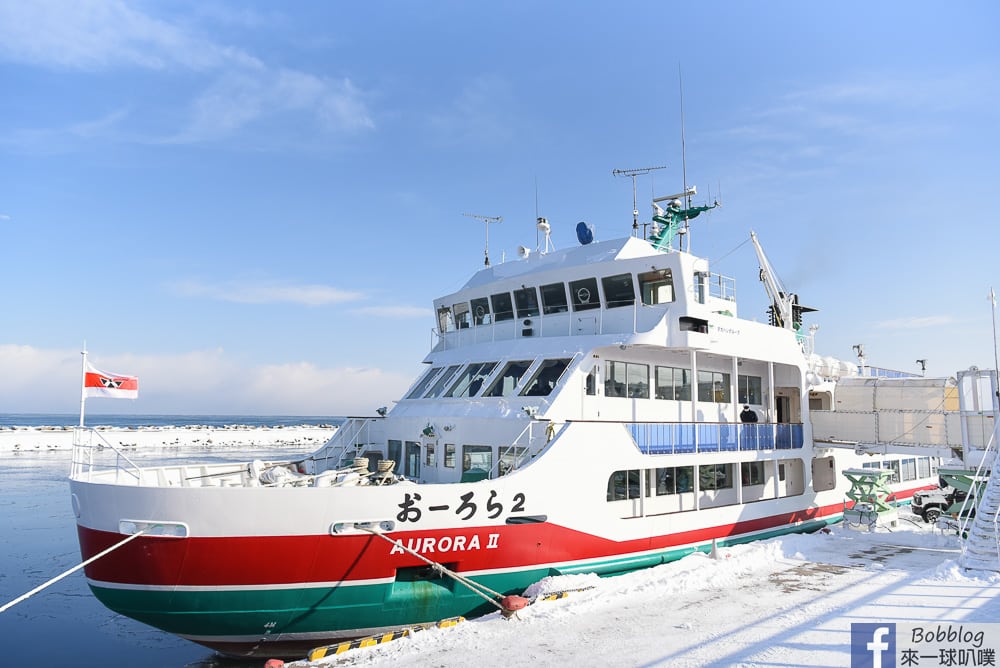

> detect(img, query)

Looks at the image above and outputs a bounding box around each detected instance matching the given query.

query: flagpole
[79,344,88,428]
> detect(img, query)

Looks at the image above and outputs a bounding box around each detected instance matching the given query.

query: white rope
[0,528,149,614]
[360,527,506,610]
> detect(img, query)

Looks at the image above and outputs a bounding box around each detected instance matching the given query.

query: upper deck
[431,236,738,354]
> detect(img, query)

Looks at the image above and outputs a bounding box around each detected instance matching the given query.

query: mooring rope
[0,528,150,614]
[360,527,509,611]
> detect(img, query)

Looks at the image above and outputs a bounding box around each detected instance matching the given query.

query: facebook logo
[851,623,896,668]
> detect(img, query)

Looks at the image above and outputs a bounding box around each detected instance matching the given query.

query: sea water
[0,415,342,667]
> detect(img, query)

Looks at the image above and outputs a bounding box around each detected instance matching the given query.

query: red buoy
[500,594,530,618]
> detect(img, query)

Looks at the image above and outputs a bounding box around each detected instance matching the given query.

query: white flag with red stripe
[83,362,139,399]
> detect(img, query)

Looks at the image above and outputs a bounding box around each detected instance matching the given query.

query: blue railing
[628,422,803,455]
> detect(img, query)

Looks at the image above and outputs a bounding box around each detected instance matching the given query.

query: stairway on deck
[961,461,1000,572]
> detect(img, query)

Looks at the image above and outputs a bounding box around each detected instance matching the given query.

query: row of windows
[861,457,934,483]
[598,361,762,405]
[385,440,526,478]
[437,269,676,333]
[406,358,571,400]
[607,460,795,501]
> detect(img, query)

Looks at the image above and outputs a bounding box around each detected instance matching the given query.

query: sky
[2,1,1000,416]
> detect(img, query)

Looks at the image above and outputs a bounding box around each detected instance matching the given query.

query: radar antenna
[613,166,667,235]
[463,212,502,267]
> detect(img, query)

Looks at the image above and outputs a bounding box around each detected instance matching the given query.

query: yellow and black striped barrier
[306,617,465,661]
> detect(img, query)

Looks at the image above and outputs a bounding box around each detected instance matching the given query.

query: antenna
[463,212,502,267]
[613,165,667,236]
[678,65,691,250]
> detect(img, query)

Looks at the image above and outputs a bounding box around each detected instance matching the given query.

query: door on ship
[777,396,790,423]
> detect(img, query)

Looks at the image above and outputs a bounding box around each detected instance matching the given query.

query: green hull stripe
[92,517,839,640]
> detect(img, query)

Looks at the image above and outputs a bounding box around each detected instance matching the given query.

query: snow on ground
[288,518,1000,668]
[0,424,335,454]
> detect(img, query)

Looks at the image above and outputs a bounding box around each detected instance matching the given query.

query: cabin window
[405,441,421,477]
[639,269,674,305]
[607,469,641,501]
[540,282,569,314]
[569,277,600,311]
[424,365,462,398]
[602,273,635,308]
[738,374,762,405]
[514,287,540,318]
[436,306,454,333]
[471,297,491,325]
[901,458,916,482]
[484,360,533,397]
[425,443,437,467]
[699,463,733,491]
[388,439,402,474]
[444,444,456,468]
[655,366,691,400]
[697,370,731,403]
[406,367,443,399]
[446,361,499,398]
[649,465,693,496]
[490,292,514,322]
[521,358,571,397]
[462,445,493,476]
[453,302,470,329]
[679,316,708,333]
[585,366,597,396]
[918,457,931,478]
[606,361,648,399]
[741,461,765,486]
[885,460,901,484]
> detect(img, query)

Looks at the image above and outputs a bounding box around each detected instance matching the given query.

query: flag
[84,362,139,399]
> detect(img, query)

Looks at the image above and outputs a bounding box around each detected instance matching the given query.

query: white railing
[492,420,558,478]
[70,427,143,483]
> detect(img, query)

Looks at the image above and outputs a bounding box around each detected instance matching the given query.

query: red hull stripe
[79,501,853,588]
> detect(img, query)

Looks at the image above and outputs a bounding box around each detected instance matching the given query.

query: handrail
[492,420,554,478]
[70,427,143,483]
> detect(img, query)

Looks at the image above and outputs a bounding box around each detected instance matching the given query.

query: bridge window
[424,365,462,398]
[540,282,569,314]
[738,374,762,405]
[436,306,454,333]
[446,361,499,398]
[484,360,533,397]
[639,269,674,305]
[569,277,600,311]
[453,302,470,329]
[471,297,491,325]
[602,273,635,308]
[655,365,691,400]
[490,292,514,322]
[521,358,571,397]
[406,367,443,399]
[514,287,540,318]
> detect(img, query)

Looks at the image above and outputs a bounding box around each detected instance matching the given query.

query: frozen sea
[0,415,340,668]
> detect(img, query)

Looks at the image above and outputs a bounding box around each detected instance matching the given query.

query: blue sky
[2,1,999,416]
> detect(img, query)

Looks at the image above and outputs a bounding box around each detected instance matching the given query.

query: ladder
[960,451,1000,571]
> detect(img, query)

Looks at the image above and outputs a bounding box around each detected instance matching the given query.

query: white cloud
[0,1,374,144]
[0,343,412,415]
[172,279,364,306]
[428,75,515,145]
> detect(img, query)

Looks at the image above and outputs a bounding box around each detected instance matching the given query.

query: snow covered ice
[288,519,1000,668]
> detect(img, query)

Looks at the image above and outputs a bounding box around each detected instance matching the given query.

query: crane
[749,231,816,331]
